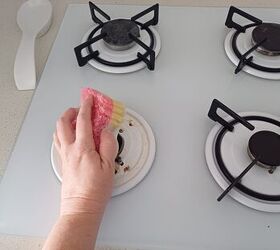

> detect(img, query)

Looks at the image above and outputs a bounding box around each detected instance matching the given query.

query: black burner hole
[115,156,124,166]
[115,134,124,165]
[129,120,133,126]
[117,134,124,154]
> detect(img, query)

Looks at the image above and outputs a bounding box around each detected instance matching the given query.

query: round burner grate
[80,24,161,73]
[214,116,280,202]
[224,26,280,80]
[205,112,280,212]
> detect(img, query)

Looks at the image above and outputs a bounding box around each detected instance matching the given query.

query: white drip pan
[51,108,156,196]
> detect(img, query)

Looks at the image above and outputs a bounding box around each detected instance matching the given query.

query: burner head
[248,130,280,170]
[252,23,280,56]
[101,19,140,51]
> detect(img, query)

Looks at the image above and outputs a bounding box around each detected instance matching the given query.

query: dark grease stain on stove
[248,130,280,172]
[124,165,130,172]
[101,19,140,51]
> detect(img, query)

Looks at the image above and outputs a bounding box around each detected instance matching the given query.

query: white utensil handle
[14,33,36,90]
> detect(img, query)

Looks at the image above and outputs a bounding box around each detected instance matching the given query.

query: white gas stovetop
[1,4,280,250]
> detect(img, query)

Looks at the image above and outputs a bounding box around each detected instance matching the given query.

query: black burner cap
[252,23,280,56]
[101,19,140,50]
[248,130,280,167]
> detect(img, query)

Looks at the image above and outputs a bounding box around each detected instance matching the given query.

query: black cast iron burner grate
[225,6,280,74]
[208,99,280,202]
[74,2,159,70]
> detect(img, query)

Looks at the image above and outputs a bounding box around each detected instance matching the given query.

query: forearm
[43,213,103,250]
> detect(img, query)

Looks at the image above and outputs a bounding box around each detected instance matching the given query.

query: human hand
[54,96,118,216]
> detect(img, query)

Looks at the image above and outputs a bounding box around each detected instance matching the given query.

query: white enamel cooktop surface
[1,4,280,250]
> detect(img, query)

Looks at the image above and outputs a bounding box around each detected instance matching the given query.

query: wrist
[58,213,101,224]
[60,197,107,216]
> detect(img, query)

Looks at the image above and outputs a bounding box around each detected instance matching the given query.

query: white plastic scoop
[14,0,52,90]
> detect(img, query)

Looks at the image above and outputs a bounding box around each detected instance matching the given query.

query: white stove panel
[1,4,280,250]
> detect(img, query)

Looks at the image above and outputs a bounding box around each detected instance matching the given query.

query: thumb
[99,128,118,167]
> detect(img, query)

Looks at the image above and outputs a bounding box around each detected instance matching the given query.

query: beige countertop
[1,0,280,249]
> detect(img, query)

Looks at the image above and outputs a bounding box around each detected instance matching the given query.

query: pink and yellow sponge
[81,88,125,150]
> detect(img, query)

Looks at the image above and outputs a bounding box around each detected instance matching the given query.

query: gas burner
[224,6,280,80]
[252,23,280,56]
[248,131,280,172]
[205,99,280,212]
[51,108,156,196]
[74,2,161,74]
[101,19,140,51]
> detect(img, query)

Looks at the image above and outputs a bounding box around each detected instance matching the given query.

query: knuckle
[67,108,77,115]
[68,107,75,112]
[58,116,66,123]
[75,142,93,156]
[75,143,85,155]
[58,108,75,124]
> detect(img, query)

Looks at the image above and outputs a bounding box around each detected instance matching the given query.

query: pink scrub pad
[81,88,125,151]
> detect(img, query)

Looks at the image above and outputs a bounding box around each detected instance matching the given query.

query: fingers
[56,108,78,145]
[53,131,61,152]
[76,96,94,149]
[99,129,118,169]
